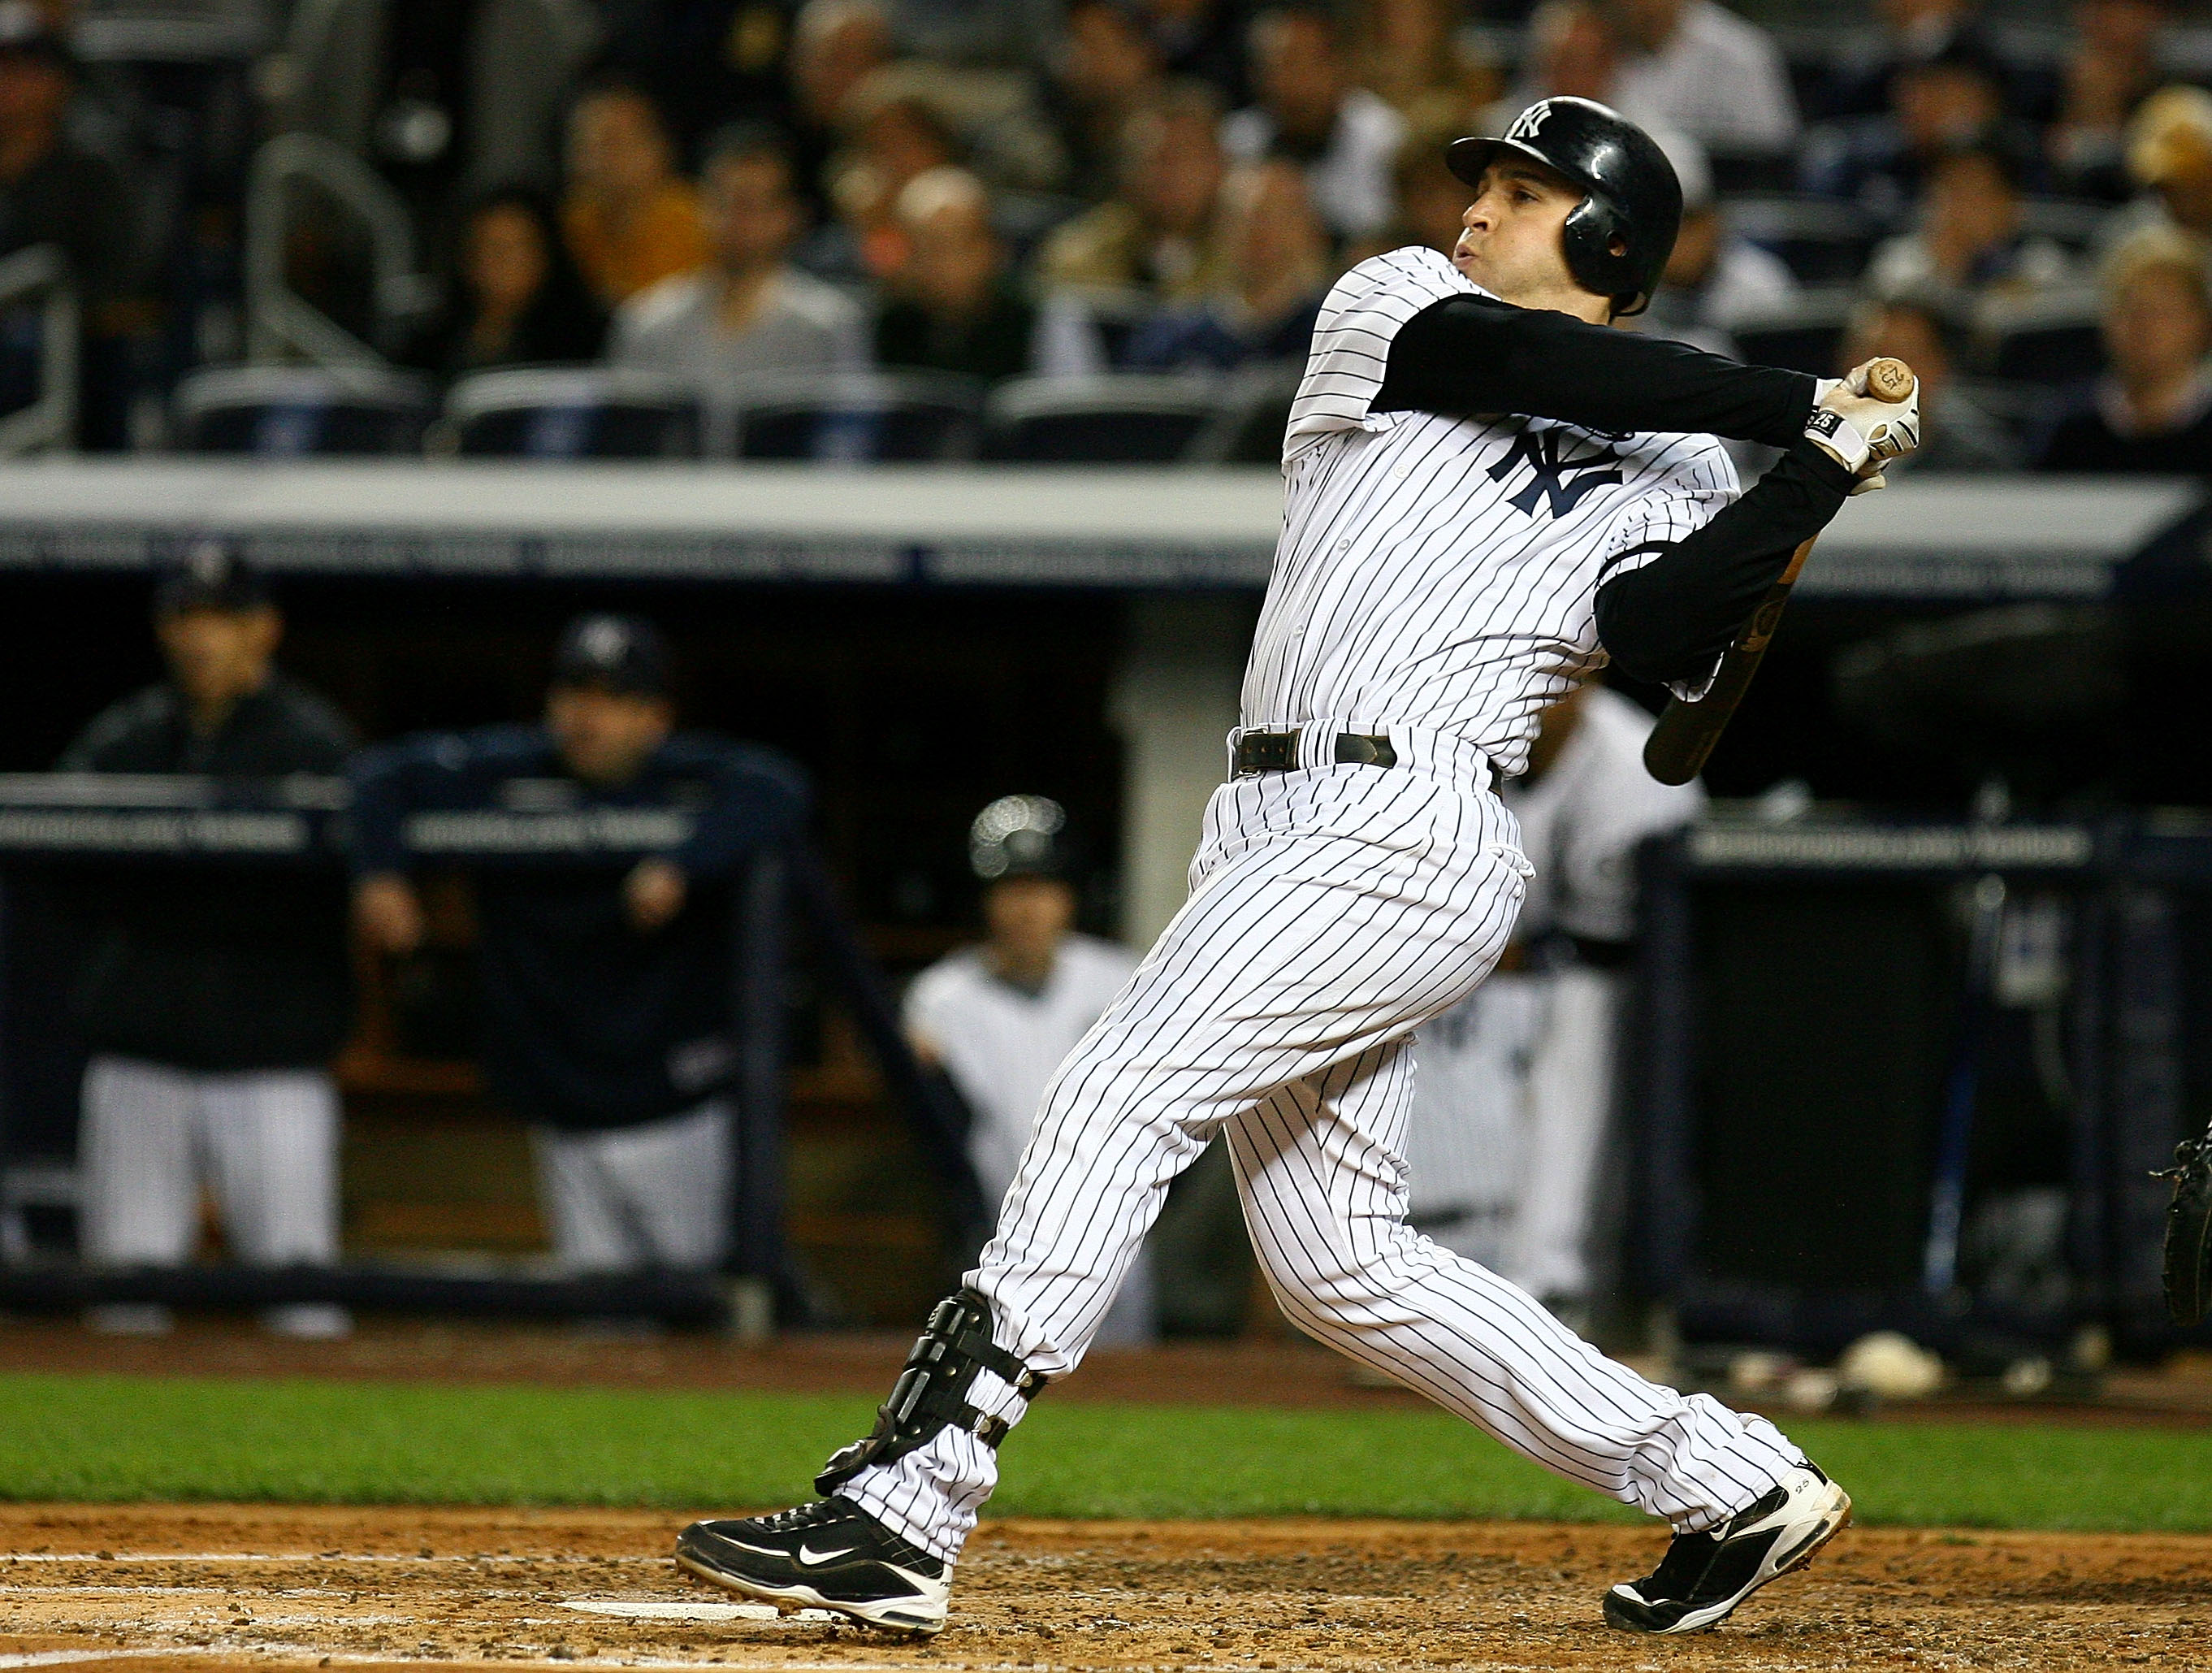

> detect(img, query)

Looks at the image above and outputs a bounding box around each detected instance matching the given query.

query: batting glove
[1807,365,1921,476]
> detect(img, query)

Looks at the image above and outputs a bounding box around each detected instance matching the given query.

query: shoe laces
[750,1502,852,1534]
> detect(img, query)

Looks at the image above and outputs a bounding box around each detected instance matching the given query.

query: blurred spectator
[1863,141,2071,306]
[1222,2,1405,243]
[1600,0,1797,165]
[874,166,1037,382]
[610,125,868,388]
[1642,126,1795,356]
[414,186,606,378]
[1362,0,1487,115]
[842,64,1066,193]
[2050,0,2169,200]
[1039,83,1226,298]
[1376,111,1476,258]
[0,10,133,293]
[1487,0,1617,128]
[1054,0,1167,202]
[279,0,599,206]
[2124,84,2212,239]
[61,544,356,1341]
[886,0,1055,65]
[845,83,963,193]
[561,81,710,308]
[1822,0,1991,121]
[2038,225,2212,474]
[1837,295,2018,470]
[1801,40,2012,222]
[787,0,894,198]
[797,154,903,284]
[904,795,1151,1340]
[351,615,808,1277]
[595,0,803,161]
[0,7,139,443]
[1133,0,1249,106]
[1123,156,1328,369]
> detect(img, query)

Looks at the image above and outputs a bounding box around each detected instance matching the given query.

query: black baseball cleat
[1604,1463,1851,1634]
[675,1499,950,1635]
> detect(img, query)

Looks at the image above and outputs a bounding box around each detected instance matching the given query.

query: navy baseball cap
[552,613,669,696]
[154,539,269,616]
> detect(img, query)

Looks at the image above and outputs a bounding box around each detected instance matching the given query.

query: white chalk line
[559,1601,842,1625]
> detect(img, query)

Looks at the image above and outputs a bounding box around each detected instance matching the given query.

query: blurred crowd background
[0,0,2207,468]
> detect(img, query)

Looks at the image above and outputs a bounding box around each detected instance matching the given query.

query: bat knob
[1864,357,1916,402]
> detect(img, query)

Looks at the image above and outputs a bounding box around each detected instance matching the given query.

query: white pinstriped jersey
[1249,245,1740,780]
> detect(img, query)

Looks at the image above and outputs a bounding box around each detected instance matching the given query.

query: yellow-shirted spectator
[561,83,712,307]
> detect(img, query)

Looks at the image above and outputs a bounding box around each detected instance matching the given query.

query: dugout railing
[0,772,983,1332]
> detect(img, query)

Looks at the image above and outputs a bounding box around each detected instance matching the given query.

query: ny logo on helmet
[1505,102,1552,141]
[1487,426,1623,518]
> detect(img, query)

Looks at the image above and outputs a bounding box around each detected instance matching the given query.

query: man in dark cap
[349,614,807,1276]
[59,540,358,1337]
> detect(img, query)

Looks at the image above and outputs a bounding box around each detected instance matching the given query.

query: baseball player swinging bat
[673,98,1924,1645]
[1643,357,1918,787]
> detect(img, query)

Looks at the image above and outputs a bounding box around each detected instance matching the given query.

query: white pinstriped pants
[80,1055,342,1266]
[844,761,1805,1562]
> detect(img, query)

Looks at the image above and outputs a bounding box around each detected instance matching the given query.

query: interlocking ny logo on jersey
[1487,427,1625,518]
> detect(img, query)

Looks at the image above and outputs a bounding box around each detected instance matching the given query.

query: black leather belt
[1233,729,1397,777]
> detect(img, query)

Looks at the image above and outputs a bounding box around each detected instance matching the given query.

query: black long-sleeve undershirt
[1370,293,1851,687]
[1374,294,1816,447]
[1594,440,1855,684]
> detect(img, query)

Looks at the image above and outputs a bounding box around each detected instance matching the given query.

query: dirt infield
[0,1503,2205,1673]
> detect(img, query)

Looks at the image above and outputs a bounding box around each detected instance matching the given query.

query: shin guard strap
[816,1288,1043,1494]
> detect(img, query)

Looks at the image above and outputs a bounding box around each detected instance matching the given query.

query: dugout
[0,462,2202,1337]
[1634,815,2212,1366]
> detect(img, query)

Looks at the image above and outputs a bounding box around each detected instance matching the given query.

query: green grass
[0,1372,2205,1532]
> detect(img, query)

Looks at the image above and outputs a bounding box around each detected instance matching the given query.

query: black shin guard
[816,1289,1045,1495]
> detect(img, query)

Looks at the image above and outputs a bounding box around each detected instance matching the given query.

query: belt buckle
[1334,732,1396,769]
[1236,729,1299,776]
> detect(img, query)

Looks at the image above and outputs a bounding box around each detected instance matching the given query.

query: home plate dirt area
[0,1506,2206,1673]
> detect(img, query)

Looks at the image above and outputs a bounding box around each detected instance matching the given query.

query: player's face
[1452,160,1595,315]
[983,874,1076,963]
[157,605,279,716]
[547,685,673,787]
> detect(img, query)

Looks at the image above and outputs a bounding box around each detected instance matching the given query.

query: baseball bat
[1641,357,1915,787]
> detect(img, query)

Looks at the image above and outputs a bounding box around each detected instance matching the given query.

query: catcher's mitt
[2158,1130,2212,1326]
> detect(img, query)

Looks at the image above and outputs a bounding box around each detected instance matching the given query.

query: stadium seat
[2017,198,2112,256]
[444,367,702,460]
[1706,152,1798,195]
[981,373,1222,462]
[722,370,986,462]
[1721,195,1878,285]
[173,365,433,456]
[1187,364,1302,465]
[1976,288,2105,386]
[1729,288,1859,377]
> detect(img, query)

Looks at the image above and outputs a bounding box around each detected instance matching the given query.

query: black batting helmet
[1447,97,1683,318]
[969,794,1080,882]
